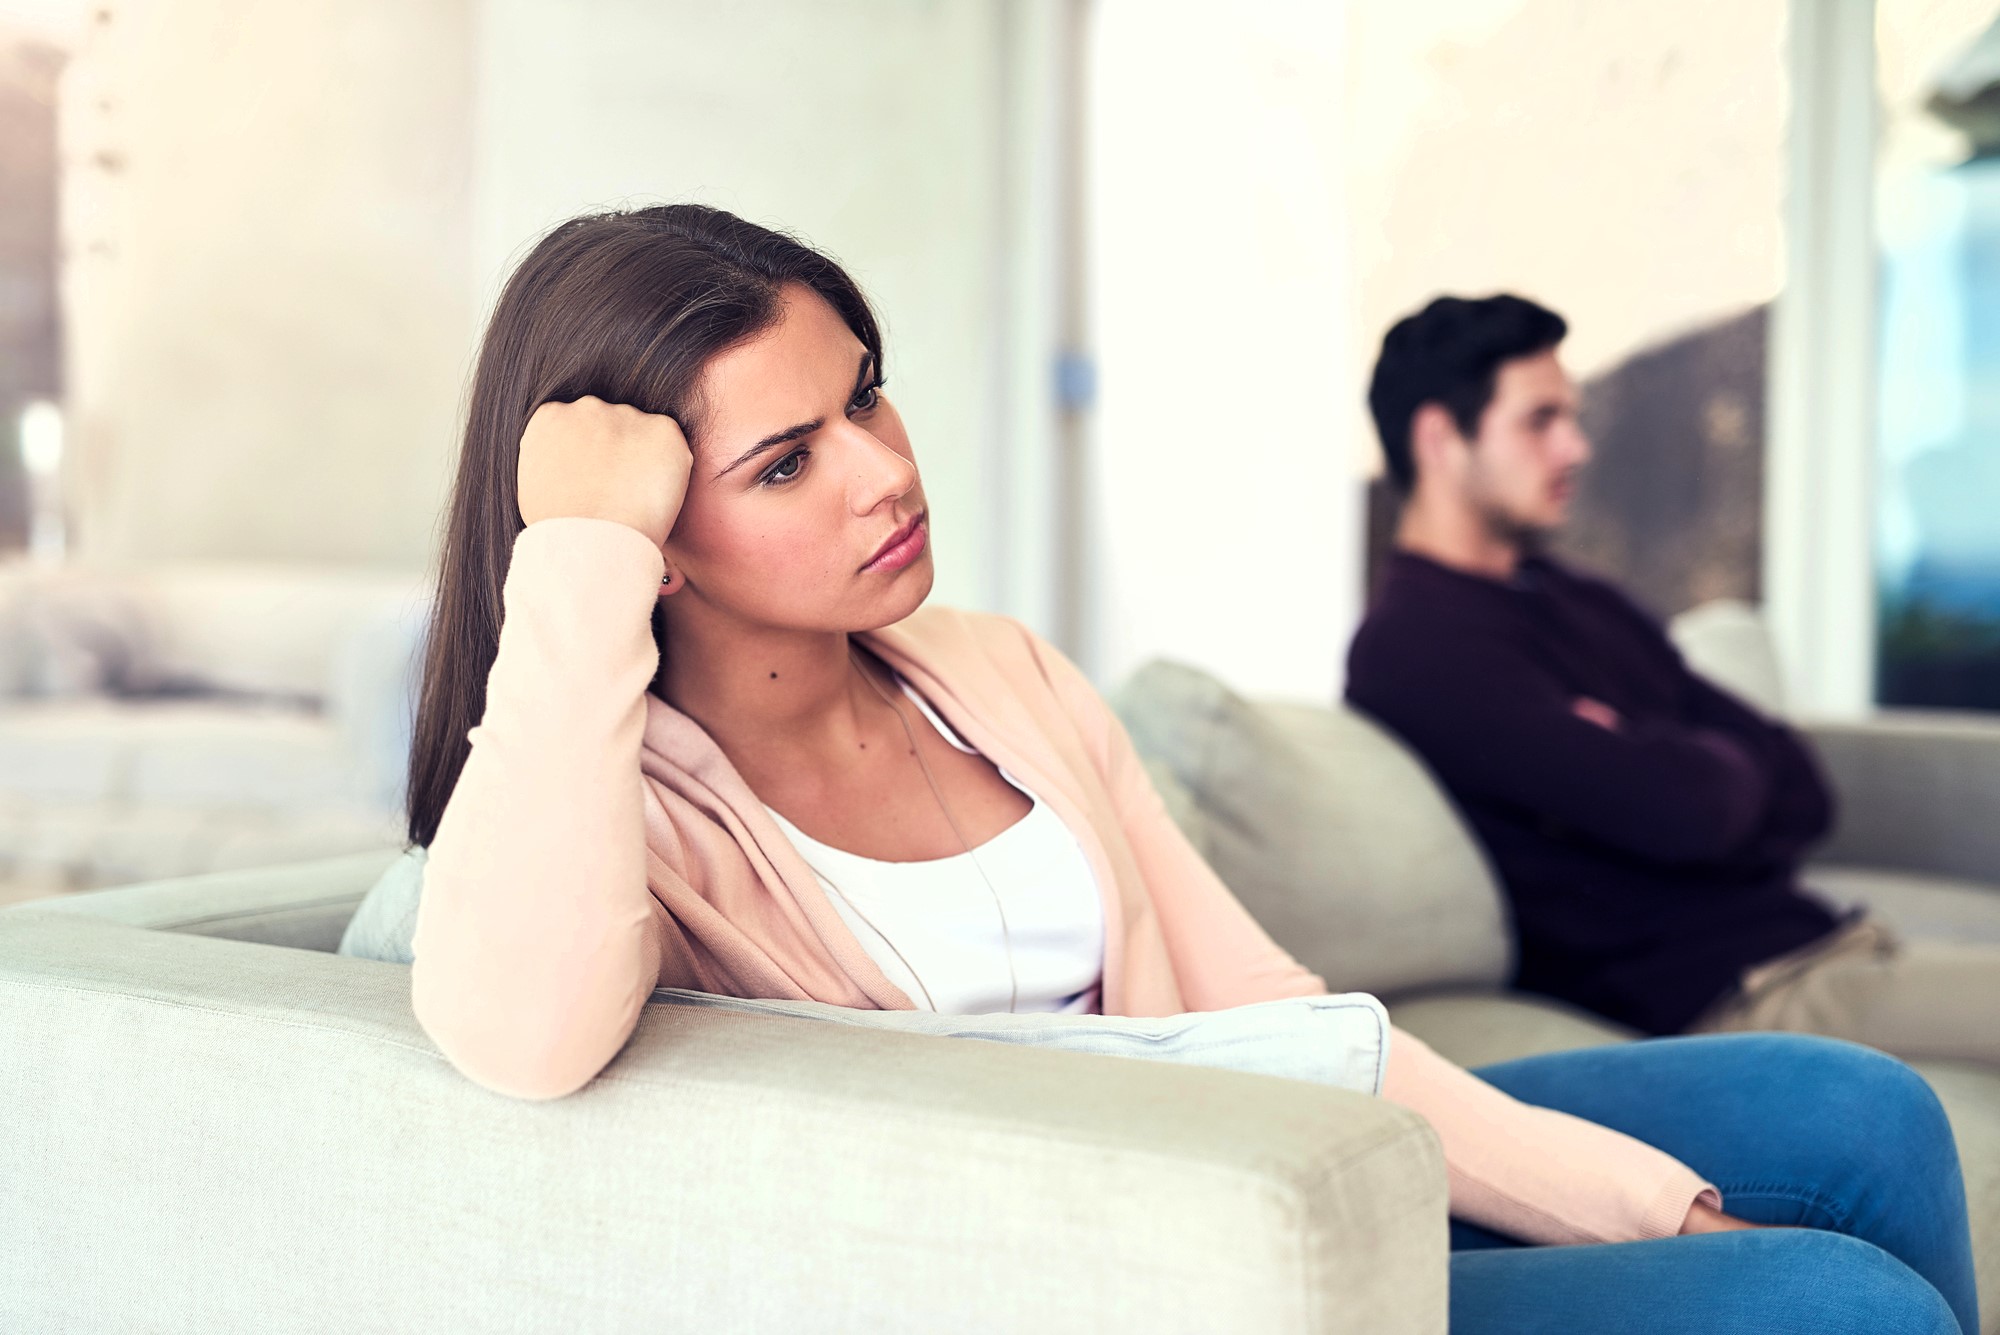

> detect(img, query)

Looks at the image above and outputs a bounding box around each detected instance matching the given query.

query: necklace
[779,645,1021,1014]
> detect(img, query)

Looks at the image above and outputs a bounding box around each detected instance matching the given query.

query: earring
[660,571,676,590]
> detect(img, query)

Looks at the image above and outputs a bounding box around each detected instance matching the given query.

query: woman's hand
[1679,1201,1769,1234]
[517,396,694,547]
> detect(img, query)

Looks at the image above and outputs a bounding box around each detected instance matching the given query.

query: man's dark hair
[1367,294,1568,491]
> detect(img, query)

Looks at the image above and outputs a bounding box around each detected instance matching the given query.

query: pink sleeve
[1028,624,1720,1244]
[1383,1027,1721,1245]
[410,518,670,1100]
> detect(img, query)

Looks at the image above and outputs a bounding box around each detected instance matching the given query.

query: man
[1345,293,1999,1061]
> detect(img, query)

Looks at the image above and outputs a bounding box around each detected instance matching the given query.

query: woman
[401,204,1976,1333]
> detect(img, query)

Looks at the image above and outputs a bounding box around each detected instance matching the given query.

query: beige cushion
[1113,660,1512,997]
[1388,989,1638,1070]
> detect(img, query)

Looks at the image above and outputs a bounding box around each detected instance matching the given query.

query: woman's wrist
[1680,1200,1765,1234]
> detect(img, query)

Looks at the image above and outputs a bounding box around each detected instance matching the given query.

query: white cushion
[1668,599,1787,716]
[654,988,1394,1096]
[337,847,1391,1097]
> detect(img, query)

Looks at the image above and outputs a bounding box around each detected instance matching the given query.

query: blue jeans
[1448,1034,1978,1335]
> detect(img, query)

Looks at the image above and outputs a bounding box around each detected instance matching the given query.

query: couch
[5,614,1999,1331]
[0,849,1445,1333]
[0,558,426,896]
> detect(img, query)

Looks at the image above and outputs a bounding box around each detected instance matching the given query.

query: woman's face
[663,283,933,634]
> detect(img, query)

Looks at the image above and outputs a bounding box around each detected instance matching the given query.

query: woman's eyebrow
[713,351,876,479]
[715,417,821,479]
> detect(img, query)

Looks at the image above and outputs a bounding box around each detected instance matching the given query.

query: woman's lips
[861,512,927,573]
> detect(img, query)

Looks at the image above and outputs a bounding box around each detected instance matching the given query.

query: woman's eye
[850,381,883,413]
[762,448,809,486]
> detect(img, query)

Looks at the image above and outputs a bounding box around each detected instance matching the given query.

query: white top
[762,676,1106,1014]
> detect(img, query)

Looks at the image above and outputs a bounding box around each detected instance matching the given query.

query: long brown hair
[404,204,884,847]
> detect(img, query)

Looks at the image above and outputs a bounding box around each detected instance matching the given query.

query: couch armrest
[1805,712,2000,884]
[0,914,1448,1334]
[12,848,399,951]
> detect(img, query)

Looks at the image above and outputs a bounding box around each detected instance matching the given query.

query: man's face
[1458,349,1592,541]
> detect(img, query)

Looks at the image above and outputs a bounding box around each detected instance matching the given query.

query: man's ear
[1409,402,1465,484]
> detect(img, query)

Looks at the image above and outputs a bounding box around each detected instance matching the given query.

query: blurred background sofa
[0,558,424,900]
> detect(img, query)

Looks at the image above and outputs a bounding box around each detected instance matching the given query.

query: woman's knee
[1760,1230,1960,1335]
[1722,1033,1948,1140]
[1777,1036,1953,1160]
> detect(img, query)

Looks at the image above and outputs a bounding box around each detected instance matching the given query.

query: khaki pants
[1686,916,2000,1066]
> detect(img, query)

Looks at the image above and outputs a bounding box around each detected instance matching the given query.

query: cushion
[337,846,426,963]
[1907,1059,2000,1332]
[1803,864,2000,945]
[339,849,1390,1095]
[1112,660,1513,998]
[9,567,161,696]
[1387,988,1638,1069]
[1668,599,1787,716]
[655,989,1391,1095]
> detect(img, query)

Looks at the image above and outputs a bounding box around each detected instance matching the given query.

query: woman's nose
[845,425,918,512]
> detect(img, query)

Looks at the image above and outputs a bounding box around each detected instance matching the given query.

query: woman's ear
[659,563,682,595]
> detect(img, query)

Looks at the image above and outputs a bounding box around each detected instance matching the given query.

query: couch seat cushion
[1805,864,2000,945]
[1387,988,1638,1068]
[1908,1060,2000,1332]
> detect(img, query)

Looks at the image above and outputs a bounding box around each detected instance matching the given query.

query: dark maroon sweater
[1345,551,1846,1035]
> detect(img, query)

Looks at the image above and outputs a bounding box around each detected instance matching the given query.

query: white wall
[59,0,478,569]
[471,0,1062,618]
[1346,0,1788,386]
[60,0,1073,619]
[1087,0,1359,702]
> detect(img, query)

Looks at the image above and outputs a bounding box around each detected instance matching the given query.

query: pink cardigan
[412,518,1720,1246]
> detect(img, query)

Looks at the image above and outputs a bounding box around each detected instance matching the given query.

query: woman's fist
[516,397,693,547]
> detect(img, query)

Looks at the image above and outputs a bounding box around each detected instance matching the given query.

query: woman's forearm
[1382,1026,1721,1246]
[411,518,669,1099]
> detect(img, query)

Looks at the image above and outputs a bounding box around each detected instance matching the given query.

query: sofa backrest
[1112,660,1513,999]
